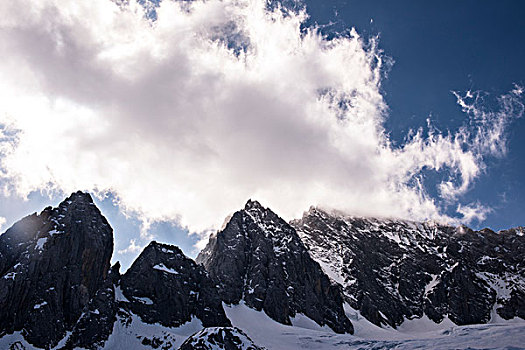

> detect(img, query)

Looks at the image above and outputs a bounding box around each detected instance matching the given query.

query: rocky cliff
[292,207,525,327]
[119,241,230,328]
[196,200,353,334]
[0,191,113,348]
[0,192,231,349]
[179,327,264,350]
[0,193,523,349]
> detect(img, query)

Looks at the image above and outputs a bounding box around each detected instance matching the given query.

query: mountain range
[0,191,524,349]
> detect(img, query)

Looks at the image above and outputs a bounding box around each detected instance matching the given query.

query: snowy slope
[225,302,525,350]
[1,307,524,350]
[292,207,525,328]
[1,194,524,349]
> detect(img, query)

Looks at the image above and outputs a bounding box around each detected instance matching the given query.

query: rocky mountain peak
[455,224,474,235]
[120,240,230,329]
[0,191,113,348]
[180,327,264,350]
[145,240,185,256]
[197,201,354,334]
[67,190,95,202]
[244,198,264,212]
[293,210,525,328]
[243,199,274,224]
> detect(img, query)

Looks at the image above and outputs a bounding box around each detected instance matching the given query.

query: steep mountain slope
[196,200,353,334]
[0,193,523,349]
[119,241,230,328]
[0,192,232,349]
[94,241,232,349]
[0,191,113,348]
[292,207,525,328]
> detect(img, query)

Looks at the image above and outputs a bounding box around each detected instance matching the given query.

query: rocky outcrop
[64,263,120,349]
[120,241,230,328]
[292,207,525,328]
[0,191,114,348]
[179,327,264,350]
[196,200,353,334]
[1,192,522,348]
[0,192,231,349]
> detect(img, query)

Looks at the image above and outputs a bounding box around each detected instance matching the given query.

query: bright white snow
[0,302,523,349]
[33,301,47,310]
[114,286,130,302]
[3,272,16,280]
[153,263,179,274]
[35,237,47,251]
[224,301,525,350]
[134,296,154,305]
[102,313,202,349]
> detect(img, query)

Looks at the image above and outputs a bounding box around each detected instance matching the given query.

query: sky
[0,0,524,269]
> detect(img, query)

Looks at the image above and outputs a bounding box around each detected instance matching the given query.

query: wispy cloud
[0,0,522,238]
[117,238,145,255]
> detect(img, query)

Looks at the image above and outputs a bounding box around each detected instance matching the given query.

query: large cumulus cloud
[0,0,522,245]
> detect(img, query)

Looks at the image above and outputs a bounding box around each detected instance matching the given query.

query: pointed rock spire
[120,241,230,328]
[0,191,113,348]
[197,201,353,334]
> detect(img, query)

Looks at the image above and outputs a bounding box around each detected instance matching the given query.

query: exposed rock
[196,200,353,334]
[0,191,113,348]
[179,327,265,350]
[120,241,231,328]
[64,263,120,349]
[292,207,525,327]
[1,191,523,348]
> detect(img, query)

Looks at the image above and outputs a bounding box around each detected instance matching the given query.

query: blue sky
[303,0,525,230]
[0,0,523,269]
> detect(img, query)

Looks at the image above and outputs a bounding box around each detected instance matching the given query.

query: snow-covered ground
[225,302,525,350]
[1,304,524,349]
[101,313,203,349]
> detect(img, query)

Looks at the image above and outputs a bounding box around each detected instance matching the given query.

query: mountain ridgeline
[196,200,353,334]
[292,207,525,327]
[0,192,523,349]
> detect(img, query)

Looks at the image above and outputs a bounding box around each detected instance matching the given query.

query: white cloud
[457,203,493,224]
[117,238,145,255]
[0,0,522,240]
[0,216,6,232]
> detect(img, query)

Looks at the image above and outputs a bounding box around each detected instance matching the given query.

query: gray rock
[179,327,265,350]
[292,207,525,327]
[0,191,113,348]
[120,241,231,328]
[197,200,353,334]
[63,263,120,349]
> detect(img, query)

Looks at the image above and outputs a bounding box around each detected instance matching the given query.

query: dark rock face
[64,263,120,349]
[0,192,232,348]
[196,200,353,334]
[292,208,525,328]
[120,241,231,328]
[1,191,522,347]
[179,327,264,350]
[0,191,114,348]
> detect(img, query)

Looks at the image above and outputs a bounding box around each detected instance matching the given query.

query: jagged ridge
[196,200,353,334]
[292,207,525,327]
[119,240,230,328]
[0,192,523,349]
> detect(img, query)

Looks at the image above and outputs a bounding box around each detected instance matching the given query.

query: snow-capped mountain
[0,192,232,349]
[0,191,114,348]
[119,240,230,328]
[0,192,524,349]
[292,207,525,328]
[196,199,353,334]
